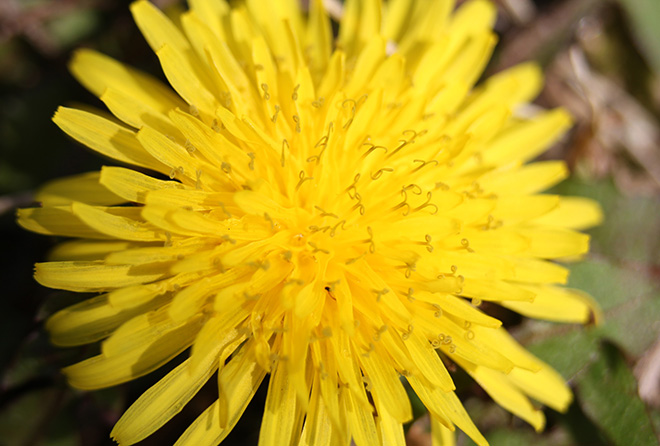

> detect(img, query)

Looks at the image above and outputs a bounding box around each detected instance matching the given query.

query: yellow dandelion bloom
[19,0,603,445]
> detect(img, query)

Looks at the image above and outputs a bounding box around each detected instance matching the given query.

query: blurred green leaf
[47,9,99,49]
[617,0,660,74]
[576,341,658,446]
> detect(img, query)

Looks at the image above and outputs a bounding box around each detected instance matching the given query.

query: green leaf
[576,341,658,446]
[617,0,660,74]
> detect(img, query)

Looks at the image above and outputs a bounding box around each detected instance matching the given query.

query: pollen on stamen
[461,238,475,253]
[370,167,394,180]
[424,234,434,252]
[361,144,388,160]
[373,325,388,341]
[341,99,356,129]
[404,261,416,278]
[362,343,375,359]
[260,83,270,100]
[414,191,439,215]
[308,241,329,254]
[314,206,338,218]
[280,139,288,167]
[293,115,301,133]
[164,231,172,247]
[263,212,275,230]
[295,171,313,190]
[218,202,232,218]
[329,220,345,237]
[373,288,389,302]
[365,227,375,253]
[271,105,280,123]
[406,288,415,302]
[221,235,237,245]
[184,139,196,153]
[401,324,414,341]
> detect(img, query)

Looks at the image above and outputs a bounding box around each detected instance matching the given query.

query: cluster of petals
[19,0,602,445]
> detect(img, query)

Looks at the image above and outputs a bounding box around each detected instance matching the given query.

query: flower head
[19,0,602,445]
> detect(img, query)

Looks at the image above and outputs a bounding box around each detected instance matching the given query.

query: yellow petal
[341,386,379,446]
[506,256,569,284]
[305,0,332,76]
[188,0,229,39]
[433,389,488,446]
[310,339,346,434]
[136,125,207,185]
[111,354,218,444]
[35,261,166,292]
[517,227,590,259]
[175,340,267,445]
[484,109,572,166]
[502,285,601,323]
[403,331,455,391]
[189,316,246,374]
[413,291,502,328]
[258,359,305,446]
[382,0,415,43]
[72,202,163,242]
[479,161,568,196]
[101,308,200,357]
[358,344,413,423]
[101,87,182,138]
[36,171,124,206]
[509,361,573,412]
[17,206,108,239]
[431,415,456,446]
[69,48,184,112]
[46,293,162,346]
[107,284,163,309]
[155,44,219,115]
[168,108,252,173]
[460,360,545,431]
[532,196,604,230]
[47,240,135,262]
[300,374,337,446]
[376,404,406,446]
[99,166,187,204]
[470,326,542,372]
[64,314,202,389]
[462,278,536,302]
[53,107,167,172]
[440,31,496,88]
[493,195,560,223]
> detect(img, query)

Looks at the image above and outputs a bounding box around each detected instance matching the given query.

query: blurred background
[1,0,659,444]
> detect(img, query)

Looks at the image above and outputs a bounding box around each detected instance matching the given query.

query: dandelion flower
[19,0,603,445]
